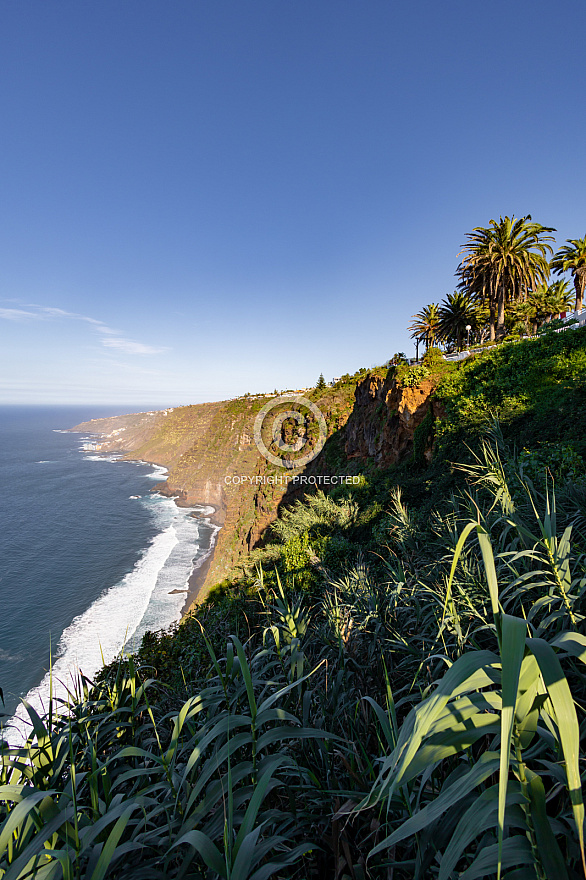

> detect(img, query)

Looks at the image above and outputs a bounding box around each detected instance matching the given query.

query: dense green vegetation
[436,328,586,454]
[2,330,586,878]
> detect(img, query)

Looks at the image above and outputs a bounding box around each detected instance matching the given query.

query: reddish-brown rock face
[344,373,440,467]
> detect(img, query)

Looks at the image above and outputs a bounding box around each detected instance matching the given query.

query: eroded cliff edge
[344,372,442,466]
[71,371,437,606]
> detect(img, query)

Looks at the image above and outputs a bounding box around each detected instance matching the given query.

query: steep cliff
[71,381,361,598]
[344,370,440,466]
[72,370,438,600]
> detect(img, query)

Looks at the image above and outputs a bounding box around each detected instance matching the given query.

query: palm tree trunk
[489,303,496,341]
[496,287,506,337]
[574,270,586,312]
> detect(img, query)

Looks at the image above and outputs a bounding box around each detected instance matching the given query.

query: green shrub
[519,441,586,485]
[436,327,586,451]
[281,532,317,590]
[398,365,430,388]
[314,532,356,571]
[270,490,359,542]
[422,345,445,370]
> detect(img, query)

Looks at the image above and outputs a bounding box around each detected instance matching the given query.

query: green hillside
[3,328,586,879]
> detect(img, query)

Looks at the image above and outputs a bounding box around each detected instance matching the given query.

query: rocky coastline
[70,374,437,613]
[70,426,224,614]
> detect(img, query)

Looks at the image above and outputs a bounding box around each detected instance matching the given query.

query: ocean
[0,406,217,741]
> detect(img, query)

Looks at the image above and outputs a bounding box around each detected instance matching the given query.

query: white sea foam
[145,464,168,480]
[192,504,215,517]
[191,524,221,575]
[125,495,204,648]
[5,522,179,744]
[4,477,220,745]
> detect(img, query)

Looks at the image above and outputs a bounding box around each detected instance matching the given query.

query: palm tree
[457,215,555,340]
[551,236,586,312]
[408,304,440,352]
[516,280,573,333]
[437,291,478,350]
[540,279,573,322]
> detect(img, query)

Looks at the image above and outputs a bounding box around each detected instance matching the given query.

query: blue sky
[1,0,585,405]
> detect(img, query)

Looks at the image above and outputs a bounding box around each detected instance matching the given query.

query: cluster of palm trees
[409,217,586,352]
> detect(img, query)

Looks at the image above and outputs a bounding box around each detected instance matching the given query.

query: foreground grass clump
[3,434,586,878]
[1,630,331,879]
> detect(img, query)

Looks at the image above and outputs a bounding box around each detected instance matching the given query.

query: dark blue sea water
[0,406,218,739]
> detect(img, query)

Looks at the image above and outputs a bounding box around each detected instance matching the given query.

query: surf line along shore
[93,453,224,617]
[71,450,223,618]
[175,497,223,616]
[131,471,224,618]
[68,414,226,617]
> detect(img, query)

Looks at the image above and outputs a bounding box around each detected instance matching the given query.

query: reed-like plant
[0,632,331,879]
[360,520,586,879]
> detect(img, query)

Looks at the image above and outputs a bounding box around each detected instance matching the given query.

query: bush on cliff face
[411,404,435,466]
[396,364,430,387]
[422,344,445,369]
[269,490,359,543]
[518,441,586,488]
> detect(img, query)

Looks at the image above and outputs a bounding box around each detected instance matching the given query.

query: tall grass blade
[477,525,501,623]
[525,769,569,880]
[497,613,527,880]
[527,637,586,875]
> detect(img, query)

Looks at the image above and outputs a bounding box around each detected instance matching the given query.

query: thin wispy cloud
[102,337,166,355]
[0,302,168,356]
[0,307,43,320]
[96,325,123,336]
